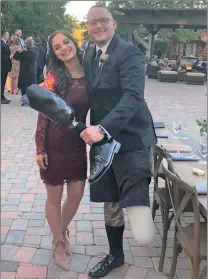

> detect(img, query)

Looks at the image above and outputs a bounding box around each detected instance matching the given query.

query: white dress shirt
[96,38,112,55]
[1,38,7,45]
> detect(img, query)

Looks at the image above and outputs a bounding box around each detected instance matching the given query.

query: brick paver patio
[1,79,207,279]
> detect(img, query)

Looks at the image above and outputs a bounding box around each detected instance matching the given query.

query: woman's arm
[35,113,48,155]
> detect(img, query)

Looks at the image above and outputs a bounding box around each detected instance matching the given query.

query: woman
[7,35,22,94]
[13,37,39,106]
[35,30,89,270]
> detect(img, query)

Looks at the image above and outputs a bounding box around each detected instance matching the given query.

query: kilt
[89,147,154,208]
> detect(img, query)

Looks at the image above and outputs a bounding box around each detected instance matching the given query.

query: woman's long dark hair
[48,30,83,97]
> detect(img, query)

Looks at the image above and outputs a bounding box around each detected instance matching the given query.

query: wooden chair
[152,145,175,271]
[162,161,207,279]
[200,265,207,279]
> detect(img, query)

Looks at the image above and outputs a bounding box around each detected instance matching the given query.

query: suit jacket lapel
[92,35,118,88]
[86,47,96,86]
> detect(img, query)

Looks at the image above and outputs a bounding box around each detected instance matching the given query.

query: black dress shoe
[26,84,76,125]
[88,253,124,278]
[1,99,10,104]
[89,139,121,184]
[3,97,11,102]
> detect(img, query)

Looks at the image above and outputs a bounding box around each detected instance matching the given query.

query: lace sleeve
[35,113,48,155]
[35,72,55,155]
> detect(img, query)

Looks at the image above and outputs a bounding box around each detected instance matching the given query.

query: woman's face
[51,33,77,63]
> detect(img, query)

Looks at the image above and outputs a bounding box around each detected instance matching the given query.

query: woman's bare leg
[61,180,85,255]
[61,180,85,229]
[12,76,18,94]
[45,184,67,262]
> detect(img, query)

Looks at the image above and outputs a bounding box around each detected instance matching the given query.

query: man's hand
[80,125,104,145]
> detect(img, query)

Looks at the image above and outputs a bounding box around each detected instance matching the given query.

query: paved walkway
[1,79,207,279]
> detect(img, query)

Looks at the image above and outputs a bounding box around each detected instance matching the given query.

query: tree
[97,0,207,9]
[1,1,77,38]
[80,21,91,43]
[96,0,205,42]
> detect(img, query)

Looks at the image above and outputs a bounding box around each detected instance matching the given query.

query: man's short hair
[25,37,34,48]
[35,36,41,44]
[88,4,113,18]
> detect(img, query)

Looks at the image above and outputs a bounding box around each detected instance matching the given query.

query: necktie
[94,49,102,73]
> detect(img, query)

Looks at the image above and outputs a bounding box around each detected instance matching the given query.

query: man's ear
[86,24,90,33]
[113,20,117,30]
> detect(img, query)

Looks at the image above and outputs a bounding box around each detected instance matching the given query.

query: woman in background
[7,35,22,94]
[13,37,39,105]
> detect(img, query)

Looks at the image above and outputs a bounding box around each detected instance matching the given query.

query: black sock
[105,225,125,258]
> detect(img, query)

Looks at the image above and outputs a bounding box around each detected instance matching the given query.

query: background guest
[1,30,12,104]
[13,37,39,106]
[35,36,47,84]
[7,35,22,94]
[15,29,25,48]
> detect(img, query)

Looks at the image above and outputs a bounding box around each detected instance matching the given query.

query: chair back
[162,160,200,276]
[153,145,175,180]
[153,145,175,205]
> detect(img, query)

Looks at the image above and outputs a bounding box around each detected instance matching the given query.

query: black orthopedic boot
[88,225,125,278]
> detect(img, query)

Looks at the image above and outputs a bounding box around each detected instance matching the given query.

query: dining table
[156,127,207,218]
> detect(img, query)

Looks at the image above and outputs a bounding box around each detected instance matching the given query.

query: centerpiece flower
[196,119,207,135]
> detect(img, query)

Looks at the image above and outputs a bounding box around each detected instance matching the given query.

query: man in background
[35,36,47,84]
[1,30,12,104]
[15,29,25,49]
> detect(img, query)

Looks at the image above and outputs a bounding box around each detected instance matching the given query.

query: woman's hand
[36,153,48,170]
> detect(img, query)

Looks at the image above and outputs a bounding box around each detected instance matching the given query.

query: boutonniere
[100,53,109,69]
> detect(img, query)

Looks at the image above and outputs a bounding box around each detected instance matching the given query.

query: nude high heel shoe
[52,240,69,271]
[62,228,71,257]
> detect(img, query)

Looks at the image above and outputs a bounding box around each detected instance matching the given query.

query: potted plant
[196,119,207,136]
[196,119,207,163]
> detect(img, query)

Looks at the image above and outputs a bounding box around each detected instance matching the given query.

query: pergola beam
[114,8,207,29]
[113,8,207,60]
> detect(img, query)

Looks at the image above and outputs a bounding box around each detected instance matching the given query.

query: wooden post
[150,33,155,61]
[127,25,133,43]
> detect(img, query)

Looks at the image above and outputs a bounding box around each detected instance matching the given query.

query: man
[34,36,47,84]
[1,30,12,104]
[15,29,25,49]
[82,4,157,278]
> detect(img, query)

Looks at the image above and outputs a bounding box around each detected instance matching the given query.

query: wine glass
[199,134,207,164]
[172,121,181,139]
[181,122,189,140]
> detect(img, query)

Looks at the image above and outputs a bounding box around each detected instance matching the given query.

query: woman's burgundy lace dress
[35,77,89,186]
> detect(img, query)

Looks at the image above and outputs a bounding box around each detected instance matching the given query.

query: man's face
[4,32,9,41]
[16,30,22,38]
[86,7,117,46]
